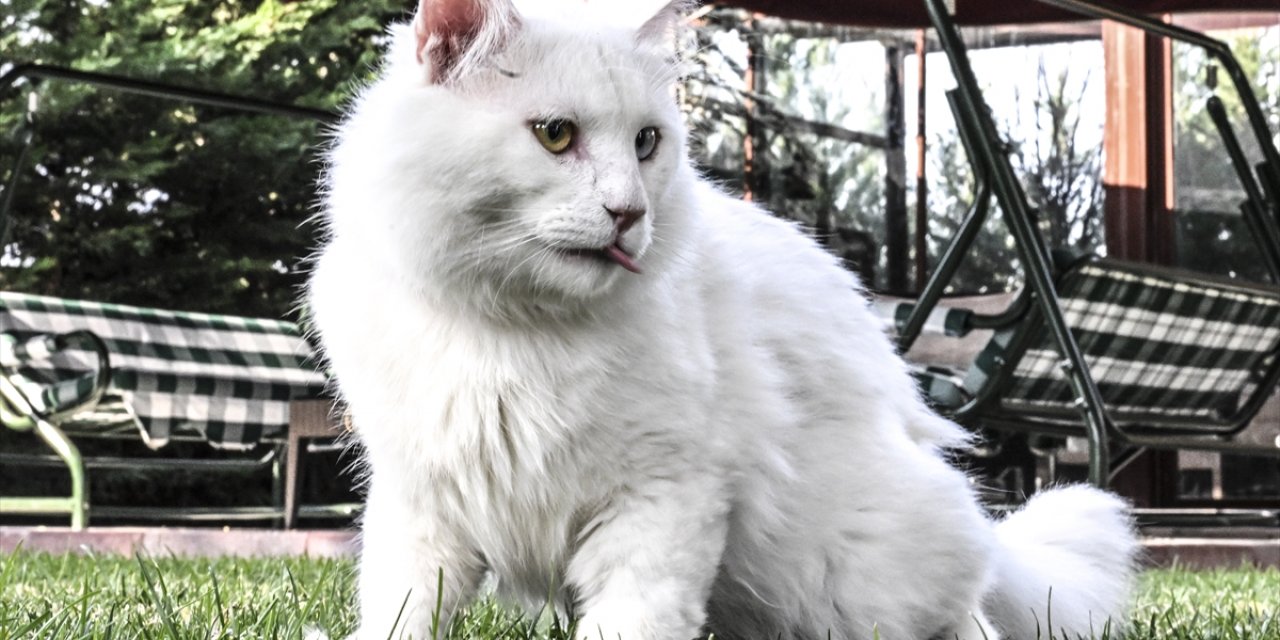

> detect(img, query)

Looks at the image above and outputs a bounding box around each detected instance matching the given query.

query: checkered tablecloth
[0,291,328,449]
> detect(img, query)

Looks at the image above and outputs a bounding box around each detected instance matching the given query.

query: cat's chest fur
[311,245,718,566]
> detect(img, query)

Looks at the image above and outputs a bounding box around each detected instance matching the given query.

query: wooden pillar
[884,43,910,293]
[1102,20,1175,264]
[1101,19,1177,507]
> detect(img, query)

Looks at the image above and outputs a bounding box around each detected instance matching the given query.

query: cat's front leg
[567,472,729,640]
[355,479,485,640]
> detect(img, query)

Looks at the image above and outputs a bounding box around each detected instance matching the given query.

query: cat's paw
[575,608,649,640]
[302,627,332,640]
[575,603,702,640]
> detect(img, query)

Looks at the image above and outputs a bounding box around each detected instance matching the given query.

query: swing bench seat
[883,256,1280,449]
[900,0,1280,491]
[0,291,330,528]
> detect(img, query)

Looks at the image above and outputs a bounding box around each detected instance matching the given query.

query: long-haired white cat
[307,1,1138,638]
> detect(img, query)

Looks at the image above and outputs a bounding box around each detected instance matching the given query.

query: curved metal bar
[967,293,1033,330]
[0,329,113,529]
[0,63,338,124]
[0,374,36,431]
[982,416,1280,458]
[925,0,1113,486]
[46,330,114,419]
[896,90,995,352]
[0,63,340,254]
[0,329,113,424]
[0,373,88,528]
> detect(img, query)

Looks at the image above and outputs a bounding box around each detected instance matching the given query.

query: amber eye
[635,127,659,161]
[532,119,575,154]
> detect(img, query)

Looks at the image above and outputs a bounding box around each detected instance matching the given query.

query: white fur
[308,3,1138,638]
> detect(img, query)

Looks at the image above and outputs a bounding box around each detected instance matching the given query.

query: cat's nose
[606,205,646,234]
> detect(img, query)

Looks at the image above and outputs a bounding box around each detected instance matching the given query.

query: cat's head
[326,0,694,319]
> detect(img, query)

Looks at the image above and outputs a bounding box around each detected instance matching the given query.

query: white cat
[307,1,1138,638]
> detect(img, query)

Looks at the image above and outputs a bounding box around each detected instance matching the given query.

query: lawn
[1,549,1277,639]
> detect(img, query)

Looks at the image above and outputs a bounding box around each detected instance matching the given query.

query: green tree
[682,13,1110,294]
[682,16,890,288]
[928,57,1104,294]
[1,0,405,318]
[1169,28,1279,283]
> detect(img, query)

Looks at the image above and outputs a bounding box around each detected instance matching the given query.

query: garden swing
[0,65,342,529]
[879,0,1280,498]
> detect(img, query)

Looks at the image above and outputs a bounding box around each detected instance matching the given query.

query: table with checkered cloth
[0,291,328,449]
[883,259,1280,432]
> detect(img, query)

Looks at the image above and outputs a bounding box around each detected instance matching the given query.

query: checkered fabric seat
[883,259,1280,435]
[0,291,328,449]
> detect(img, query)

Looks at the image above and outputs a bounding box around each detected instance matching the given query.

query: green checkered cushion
[982,261,1280,429]
[0,291,327,449]
[872,299,985,410]
[909,365,970,410]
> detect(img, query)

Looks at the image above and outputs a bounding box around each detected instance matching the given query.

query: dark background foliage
[1,0,413,524]
[1,0,409,319]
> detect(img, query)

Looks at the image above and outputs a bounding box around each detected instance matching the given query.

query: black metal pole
[913,30,930,291]
[896,90,993,353]
[885,44,911,293]
[925,0,1113,486]
[0,63,338,124]
[1206,96,1280,283]
[0,63,339,254]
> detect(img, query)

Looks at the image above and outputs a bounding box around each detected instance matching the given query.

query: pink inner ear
[414,0,485,66]
[637,0,693,46]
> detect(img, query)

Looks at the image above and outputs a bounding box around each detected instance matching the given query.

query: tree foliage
[683,16,890,288]
[1169,28,1280,283]
[5,3,1273,314]
[0,0,406,318]
[924,53,1105,294]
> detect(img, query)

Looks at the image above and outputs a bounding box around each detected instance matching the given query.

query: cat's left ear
[413,0,521,84]
[636,0,696,47]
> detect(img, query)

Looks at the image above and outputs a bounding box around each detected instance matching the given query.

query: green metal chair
[0,65,348,529]
[892,0,1280,491]
[0,291,329,528]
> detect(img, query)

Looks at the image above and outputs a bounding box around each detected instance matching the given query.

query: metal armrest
[876,299,976,338]
[876,295,1031,340]
[0,329,113,426]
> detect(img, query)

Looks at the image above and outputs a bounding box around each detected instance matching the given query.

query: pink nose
[606,206,646,234]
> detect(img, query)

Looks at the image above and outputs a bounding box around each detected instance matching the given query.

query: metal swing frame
[893,0,1280,489]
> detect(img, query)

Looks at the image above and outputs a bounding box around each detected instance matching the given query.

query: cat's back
[688,181,875,342]
[686,180,963,448]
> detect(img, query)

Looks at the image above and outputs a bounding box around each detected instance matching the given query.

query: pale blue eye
[636,127,659,161]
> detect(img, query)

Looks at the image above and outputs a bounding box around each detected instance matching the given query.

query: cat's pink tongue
[604,244,642,274]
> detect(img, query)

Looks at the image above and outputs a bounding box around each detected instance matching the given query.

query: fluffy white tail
[984,485,1139,639]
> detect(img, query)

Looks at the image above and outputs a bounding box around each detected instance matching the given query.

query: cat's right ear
[413,0,521,84]
[636,0,696,47]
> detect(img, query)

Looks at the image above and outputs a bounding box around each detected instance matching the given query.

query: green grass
[1124,566,1280,640]
[1,549,1277,639]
